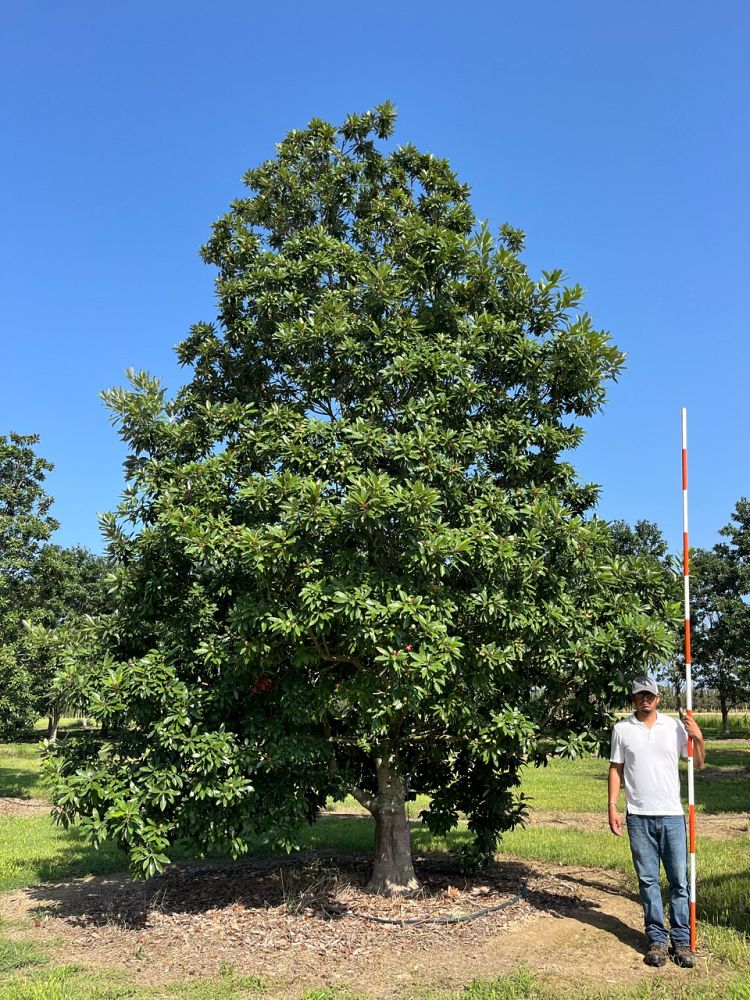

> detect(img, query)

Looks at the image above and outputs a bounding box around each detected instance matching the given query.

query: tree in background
[23,544,110,739]
[46,106,677,891]
[0,433,108,739]
[0,433,59,737]
[607,519,683,709]
[691,500,750,735]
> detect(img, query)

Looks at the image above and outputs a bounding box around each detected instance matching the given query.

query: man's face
[633,690,660,716]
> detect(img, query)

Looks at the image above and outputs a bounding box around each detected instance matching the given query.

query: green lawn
[2,726,749,999]
[520,738,750,815]
[0,744,46,799]
[692,712,750,740]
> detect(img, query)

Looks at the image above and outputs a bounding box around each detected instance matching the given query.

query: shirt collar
[629,711,664,726]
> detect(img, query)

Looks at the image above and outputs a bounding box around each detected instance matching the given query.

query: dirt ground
[0,796,50,817]
[0,851,720,997]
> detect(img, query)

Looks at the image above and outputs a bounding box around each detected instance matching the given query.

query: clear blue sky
[2,1,747,555]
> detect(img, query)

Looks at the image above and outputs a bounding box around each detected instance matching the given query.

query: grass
[1,965,750,1000]
[0,937,47,973]
[692,713,750,740]
[0,744,46,799]
[0,964,269,999]
[0,813,127,891]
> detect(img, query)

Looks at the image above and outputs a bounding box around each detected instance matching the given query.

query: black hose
[323,884,527,926]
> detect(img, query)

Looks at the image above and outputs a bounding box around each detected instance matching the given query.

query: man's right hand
[608,806,622,836]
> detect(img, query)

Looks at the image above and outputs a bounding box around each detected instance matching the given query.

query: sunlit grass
[0,744,46,799]
[692,712,750,740]
[0,814,126,891]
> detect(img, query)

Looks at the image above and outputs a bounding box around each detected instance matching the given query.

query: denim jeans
[626,813,689,947]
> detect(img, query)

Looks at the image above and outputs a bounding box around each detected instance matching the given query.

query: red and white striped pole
[681,407,697,952]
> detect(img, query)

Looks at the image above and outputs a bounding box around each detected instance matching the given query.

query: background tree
[0,433,59,738]
[46,106,677,891]
[23,544,110,739]
[691,500,750,735]
[607,519,683,708]
[0,433,108,739]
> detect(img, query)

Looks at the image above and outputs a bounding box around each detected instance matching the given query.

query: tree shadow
[0,766,44,798]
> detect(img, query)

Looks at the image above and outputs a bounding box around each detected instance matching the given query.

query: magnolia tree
[46,106,677,892]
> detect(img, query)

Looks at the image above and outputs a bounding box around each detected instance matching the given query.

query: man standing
[608,675,705,968]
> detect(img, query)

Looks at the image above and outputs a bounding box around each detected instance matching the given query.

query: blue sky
[2,1,747,555]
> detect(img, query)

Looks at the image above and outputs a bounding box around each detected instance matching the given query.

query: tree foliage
[607,519,683,707]
[23,544,111,737]
[691,500,750,733]
[46,106,678,888]
[0,433,108,738]
[0,433,59,737]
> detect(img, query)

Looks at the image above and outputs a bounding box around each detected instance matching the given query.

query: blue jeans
[626,814,689,947]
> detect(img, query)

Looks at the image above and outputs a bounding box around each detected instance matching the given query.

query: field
[0,714,749,999]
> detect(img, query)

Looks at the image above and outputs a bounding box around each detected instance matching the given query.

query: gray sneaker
[644,943,668,967]
[669,942,696,968]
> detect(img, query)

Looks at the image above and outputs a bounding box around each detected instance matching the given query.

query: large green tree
[691,500,750,734]
[46,106,677,891]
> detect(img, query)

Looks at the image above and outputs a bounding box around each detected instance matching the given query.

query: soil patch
[0,853,710,996]
[529,810,750,838]
[0,796,50,817]
[699,765,750,781]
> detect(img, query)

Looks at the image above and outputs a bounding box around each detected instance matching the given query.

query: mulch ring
[17,852,586,982]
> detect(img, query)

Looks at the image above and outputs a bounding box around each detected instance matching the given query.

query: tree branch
[309,630,365,670]
[349,784,377,813]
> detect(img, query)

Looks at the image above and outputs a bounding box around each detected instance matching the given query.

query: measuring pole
[681,407,697,952]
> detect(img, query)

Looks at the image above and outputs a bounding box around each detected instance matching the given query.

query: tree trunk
[47,708,61,742]
[720,693,730,736]
[366,757,419,895]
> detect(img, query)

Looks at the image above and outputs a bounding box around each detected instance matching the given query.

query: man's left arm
[683,715,705,769]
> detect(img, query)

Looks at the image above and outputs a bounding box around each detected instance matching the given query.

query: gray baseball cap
[632,675,659,696]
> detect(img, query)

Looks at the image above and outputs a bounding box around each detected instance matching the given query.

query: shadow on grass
[699,868,750,935]
[0,826,128,893]
[700,747,750,769]
[693,777,750,814]
[0,767,43,798]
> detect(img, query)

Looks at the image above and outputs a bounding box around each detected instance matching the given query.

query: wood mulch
[4,853,586,986]
[1,852,722,996]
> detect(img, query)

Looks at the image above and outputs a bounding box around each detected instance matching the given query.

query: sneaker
[669,942,696,968]
[645,943,668,967]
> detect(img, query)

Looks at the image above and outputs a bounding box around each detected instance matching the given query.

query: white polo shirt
[610,712,688,815]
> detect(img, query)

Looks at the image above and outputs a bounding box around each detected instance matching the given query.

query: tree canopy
[46,105,677,891]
